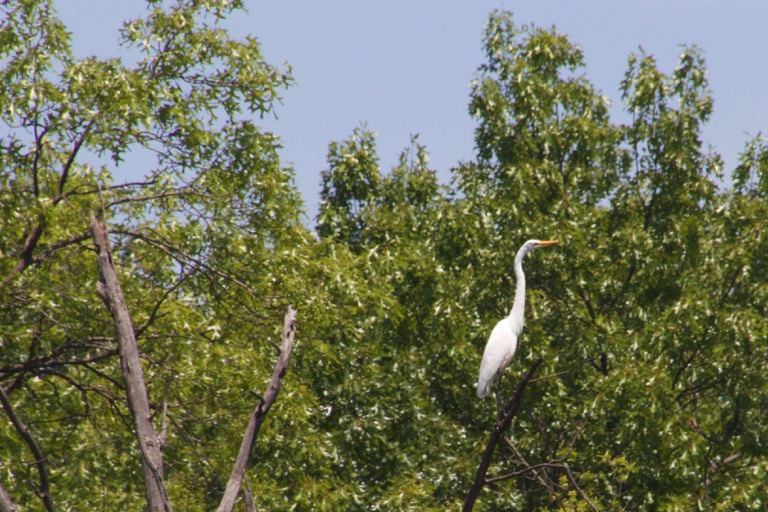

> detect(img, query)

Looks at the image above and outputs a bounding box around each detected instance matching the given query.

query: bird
[476,239,558,401]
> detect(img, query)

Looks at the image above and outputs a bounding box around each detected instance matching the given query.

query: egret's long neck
[509,248,527,332]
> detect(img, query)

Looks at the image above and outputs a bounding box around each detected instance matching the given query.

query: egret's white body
[476,239,558,398]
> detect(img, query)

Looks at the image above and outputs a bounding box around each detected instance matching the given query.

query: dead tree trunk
[91,214,171,512]
[217,306,297,512]
[463,358,543,512]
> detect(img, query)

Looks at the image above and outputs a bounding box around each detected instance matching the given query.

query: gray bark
[217,306,297,512]
[0,481,17,512]
[91,214,171,512]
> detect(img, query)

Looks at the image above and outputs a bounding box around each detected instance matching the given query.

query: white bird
[477,239,558,400]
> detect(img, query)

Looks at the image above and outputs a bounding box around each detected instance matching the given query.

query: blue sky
[57,1,768,221]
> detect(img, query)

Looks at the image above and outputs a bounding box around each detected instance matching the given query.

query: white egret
[476,239,558,400]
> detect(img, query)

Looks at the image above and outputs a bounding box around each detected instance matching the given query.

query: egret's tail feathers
[477,379,491,398]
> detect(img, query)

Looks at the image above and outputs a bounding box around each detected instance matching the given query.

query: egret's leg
[495,375,504,421]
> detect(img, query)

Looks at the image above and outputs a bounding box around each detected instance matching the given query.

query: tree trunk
[90,214,171,512]
[217,306,297,512]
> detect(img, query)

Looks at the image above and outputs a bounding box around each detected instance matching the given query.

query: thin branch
[112,228,261,303]
[105,188,224,209]
[3,222,45,286]
[134,271,190,340]
[0,348,117,377]
[2,226,89,287]
[529,357,595,384]
[31,123,49,199]
[55,121,94,203]
[216,306,297,512]
[489,453,597,510]
[485,460,567,484]
[463,358,543,512]
[0,384,56,512]
[32,233,92,265]
[502,437,558,495]
[562,462,599,511]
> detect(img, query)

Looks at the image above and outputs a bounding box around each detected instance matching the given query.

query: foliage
[1,3,767,511]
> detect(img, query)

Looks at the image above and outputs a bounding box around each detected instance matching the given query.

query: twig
[562,462,599,511]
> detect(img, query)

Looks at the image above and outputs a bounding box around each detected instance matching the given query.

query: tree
[0,0,305,509]
[451,11,768,511]
[3,3,768,510]
[317,126,382,248]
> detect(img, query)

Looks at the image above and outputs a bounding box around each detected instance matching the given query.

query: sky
[57,1,768,222]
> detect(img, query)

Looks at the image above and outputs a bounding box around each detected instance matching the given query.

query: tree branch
[216,306,297,512]
[90,213,171,512]
[463,358,543,512]
[0,478,17,512]
[0,348,117,377]
[110,228,262,304]
[0,384,55,512]
[3,222,45,286]
[55,121,94,204]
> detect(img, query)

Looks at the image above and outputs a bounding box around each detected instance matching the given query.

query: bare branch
[90,213,172,512]
[158,401,169,447]
[216,306,297,512]
[0,478,18,512]
[463,358,543,512]
[243,476,256,512]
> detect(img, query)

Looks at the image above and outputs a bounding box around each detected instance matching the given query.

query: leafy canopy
[1,4,768,511]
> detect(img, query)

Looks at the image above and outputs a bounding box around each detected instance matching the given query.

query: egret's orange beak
[536,240,559,246]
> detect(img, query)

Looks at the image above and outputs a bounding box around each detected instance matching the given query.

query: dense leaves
[1,3,767,511]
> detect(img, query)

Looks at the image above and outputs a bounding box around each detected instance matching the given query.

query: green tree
[0,0,305,510]
[452,11,768,511]
[317,126,382,248]
[3,3,768,511]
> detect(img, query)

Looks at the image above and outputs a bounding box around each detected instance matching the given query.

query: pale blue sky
[58,1,768,221]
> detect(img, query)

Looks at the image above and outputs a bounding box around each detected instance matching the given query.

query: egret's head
[516,239,558,262]
[524,239,559,251]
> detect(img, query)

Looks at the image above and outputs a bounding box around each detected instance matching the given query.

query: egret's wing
[476,320,517,398]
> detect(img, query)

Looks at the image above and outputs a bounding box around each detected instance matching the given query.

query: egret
[476,239,558,403]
